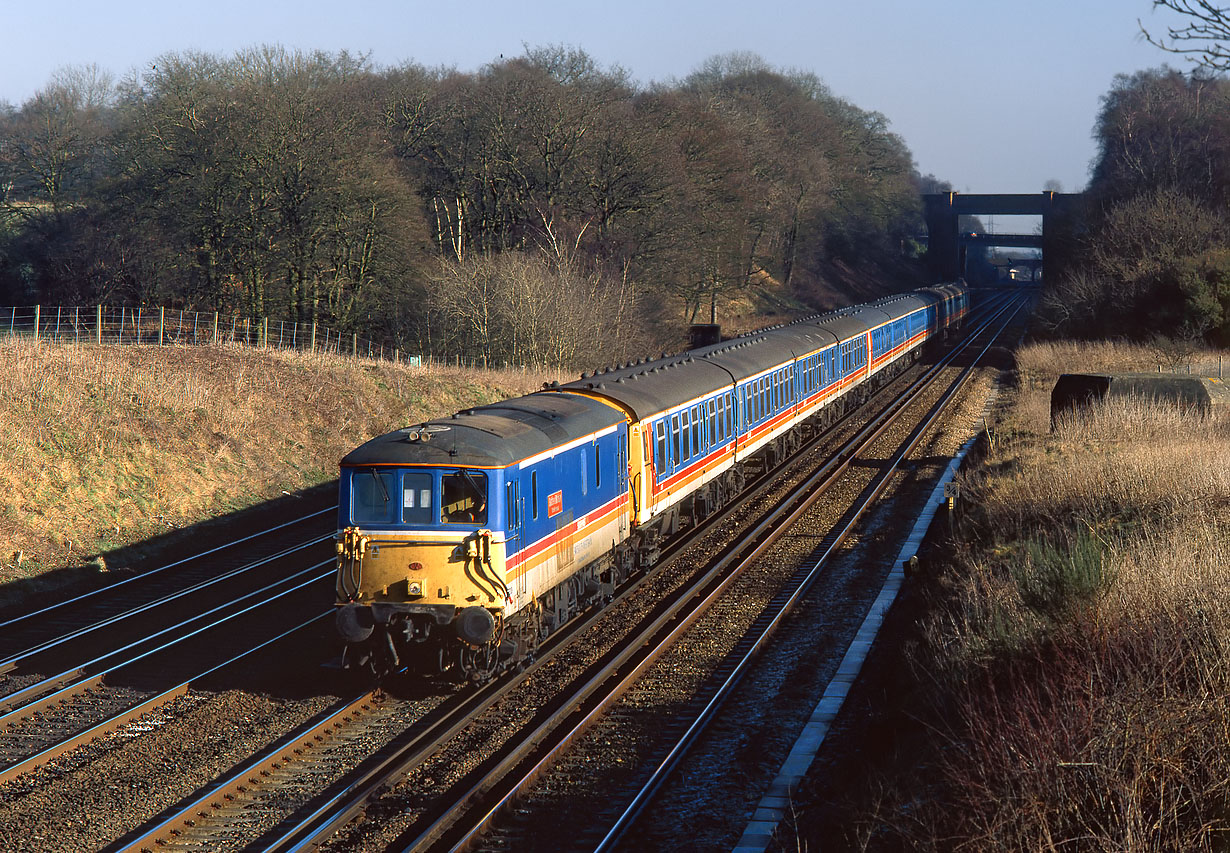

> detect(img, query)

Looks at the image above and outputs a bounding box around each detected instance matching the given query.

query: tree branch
[1140,1,1230,72]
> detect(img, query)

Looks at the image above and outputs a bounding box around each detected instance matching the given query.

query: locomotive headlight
[407,580,424,597]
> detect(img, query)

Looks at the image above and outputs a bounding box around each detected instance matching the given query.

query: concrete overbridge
[923,191,1081,281]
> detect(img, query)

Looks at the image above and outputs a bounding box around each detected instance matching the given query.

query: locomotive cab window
[442,470,487,524]
[353,469,396,524]
[401,472,433,525]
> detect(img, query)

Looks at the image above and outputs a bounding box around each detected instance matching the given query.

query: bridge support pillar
[924,194,960,281]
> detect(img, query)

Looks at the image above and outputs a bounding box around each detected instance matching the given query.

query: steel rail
[0,506,335,630]
[0,534,331,672]
[0,563,334,783]
[4,612,332,789]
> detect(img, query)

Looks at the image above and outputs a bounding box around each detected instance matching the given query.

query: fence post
[159,307,165,346]
[97,306,102,344]
[263,317,269,348]
[353,332,358,357]
[33,305,40,340]
[311,320,317,352]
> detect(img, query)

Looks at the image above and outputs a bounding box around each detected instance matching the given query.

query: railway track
[394,294,1025,853]
[0,504,336,786]
[100,294,1019,853]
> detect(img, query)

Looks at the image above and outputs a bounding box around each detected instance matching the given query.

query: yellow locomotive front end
[334,458,518,680]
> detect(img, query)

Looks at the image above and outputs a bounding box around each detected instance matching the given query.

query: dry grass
[854,340,1230,851]
[1016,339,1228,388]
[0,338,553,585]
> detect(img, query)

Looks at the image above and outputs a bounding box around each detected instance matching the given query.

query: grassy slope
[0,338,554,587]
[813,340,1230,851]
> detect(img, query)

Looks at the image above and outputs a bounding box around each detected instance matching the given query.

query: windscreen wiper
[368,468,389,503]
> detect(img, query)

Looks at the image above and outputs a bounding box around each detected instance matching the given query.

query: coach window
[691,405,701,454]
[442,470,487,524]
[655,421,667,475]
[401,471,433,525]
[672,413,681,466]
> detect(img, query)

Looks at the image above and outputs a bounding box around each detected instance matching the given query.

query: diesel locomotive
[333,283,970,680]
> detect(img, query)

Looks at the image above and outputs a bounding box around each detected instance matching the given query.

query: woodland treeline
[0,48,930,368]
[1044,65,1230,345]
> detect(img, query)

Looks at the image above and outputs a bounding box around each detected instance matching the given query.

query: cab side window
[442,470,487,524]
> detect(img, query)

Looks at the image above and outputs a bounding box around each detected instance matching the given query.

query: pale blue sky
[1,1,1183,199]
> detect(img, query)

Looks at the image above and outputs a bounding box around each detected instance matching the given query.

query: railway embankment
[0,337,549,606]
[791,340,1230,851]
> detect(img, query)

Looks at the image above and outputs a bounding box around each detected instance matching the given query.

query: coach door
[616,431,630,539]
[628,422,648,526]
[506,478,525,599]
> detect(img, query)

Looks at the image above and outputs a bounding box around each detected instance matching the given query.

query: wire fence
[1,305,424,366]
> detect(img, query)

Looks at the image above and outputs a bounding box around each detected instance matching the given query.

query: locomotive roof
[341,391,624,469]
